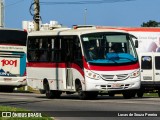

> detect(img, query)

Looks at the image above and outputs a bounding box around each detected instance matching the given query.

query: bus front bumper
[85,77,140,92]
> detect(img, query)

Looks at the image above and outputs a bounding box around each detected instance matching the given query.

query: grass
[143,93,159,97]
[14,86,40,94]
[0,106,53,120]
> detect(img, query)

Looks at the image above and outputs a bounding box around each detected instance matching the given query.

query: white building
[22,20,62,31]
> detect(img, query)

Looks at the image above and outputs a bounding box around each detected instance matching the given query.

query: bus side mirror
[135,40,138,48]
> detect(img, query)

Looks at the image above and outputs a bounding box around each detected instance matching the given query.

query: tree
[141,20,160,27]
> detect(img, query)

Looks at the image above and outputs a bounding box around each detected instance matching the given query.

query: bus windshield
[81,32,138,64]
[0,30,27,46]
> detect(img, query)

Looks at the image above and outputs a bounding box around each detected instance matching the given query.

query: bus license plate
[112,83,121,88]
[4,78,12,81]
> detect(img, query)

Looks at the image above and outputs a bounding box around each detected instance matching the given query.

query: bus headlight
[86,70,101,80]
[130,70,140,78]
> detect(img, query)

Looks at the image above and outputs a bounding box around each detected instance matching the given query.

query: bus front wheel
[158,90,160,97]
[122,91,135,99]
[75,80,88,100]
[137,91,144,98]
[75,81,98,100]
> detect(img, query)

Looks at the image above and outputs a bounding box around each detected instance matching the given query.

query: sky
[4,0,160,29]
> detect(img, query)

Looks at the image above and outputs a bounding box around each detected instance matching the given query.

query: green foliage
[141,20,160,27]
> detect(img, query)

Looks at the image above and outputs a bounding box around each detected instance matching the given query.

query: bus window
[81,33,137,62]
[155,56,160,70]
[28,37,54,62]
[73,37,83,68]
[141,56,152,69]
[53,37,62,62]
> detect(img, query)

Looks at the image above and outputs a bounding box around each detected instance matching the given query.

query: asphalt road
[0,92,160,120]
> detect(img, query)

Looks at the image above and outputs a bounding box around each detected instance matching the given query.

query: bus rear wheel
[44,81,62,99]
[39,89,46,94]
[44,81,54,99]
[7,87,14,92]
[0,86,14,92]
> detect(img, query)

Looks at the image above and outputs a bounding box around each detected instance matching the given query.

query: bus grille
[101,74,129,81]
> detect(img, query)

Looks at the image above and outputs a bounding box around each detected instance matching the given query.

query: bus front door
[65,40,74,90]
[140,53,154,85]
[154,53,160,87]
[66,65,73,90]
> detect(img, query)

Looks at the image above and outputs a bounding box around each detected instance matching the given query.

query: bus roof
[0,27,24,31]
[28,27,129,37]
[97,26,160,32]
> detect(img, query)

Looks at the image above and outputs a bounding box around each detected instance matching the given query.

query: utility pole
[0,0,4,27]
[84,8,87,25]
[34,0,40,31]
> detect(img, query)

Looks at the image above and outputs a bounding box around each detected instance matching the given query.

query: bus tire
[158,90,160,97]
[54,90,62,98]
[122,91,134,99]
[75,80,88,100]
[87,91,98,99]
[137,91,144,98]
[78,90,98,100]
[0,86,14,92]
[78,91,88,100]
[108,92,115,97]
[39,89,46,94]
[7,87,14,93]
[44,81,54,99]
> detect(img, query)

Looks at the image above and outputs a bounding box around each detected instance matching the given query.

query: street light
[84,8,87,25]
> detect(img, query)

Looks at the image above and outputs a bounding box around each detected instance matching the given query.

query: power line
[40,0,137,5]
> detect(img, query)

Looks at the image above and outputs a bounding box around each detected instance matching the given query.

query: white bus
[27,26,140,99]
[0,28,27,92]
[121,27,160,97]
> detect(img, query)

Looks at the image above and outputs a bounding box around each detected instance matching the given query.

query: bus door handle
[155,73,160,75]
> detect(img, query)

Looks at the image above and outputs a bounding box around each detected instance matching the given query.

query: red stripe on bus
[27,62,66,68]
[97,26,160,32]
[70,63,84,76]
[84,61,139,71]
[27,62,84,77]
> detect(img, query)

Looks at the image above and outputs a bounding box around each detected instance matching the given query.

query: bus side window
[28,38,39,61]
[53,37,62,62]
[73,37,83,68]
[141,56,152,69]
[39,51,47,61]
